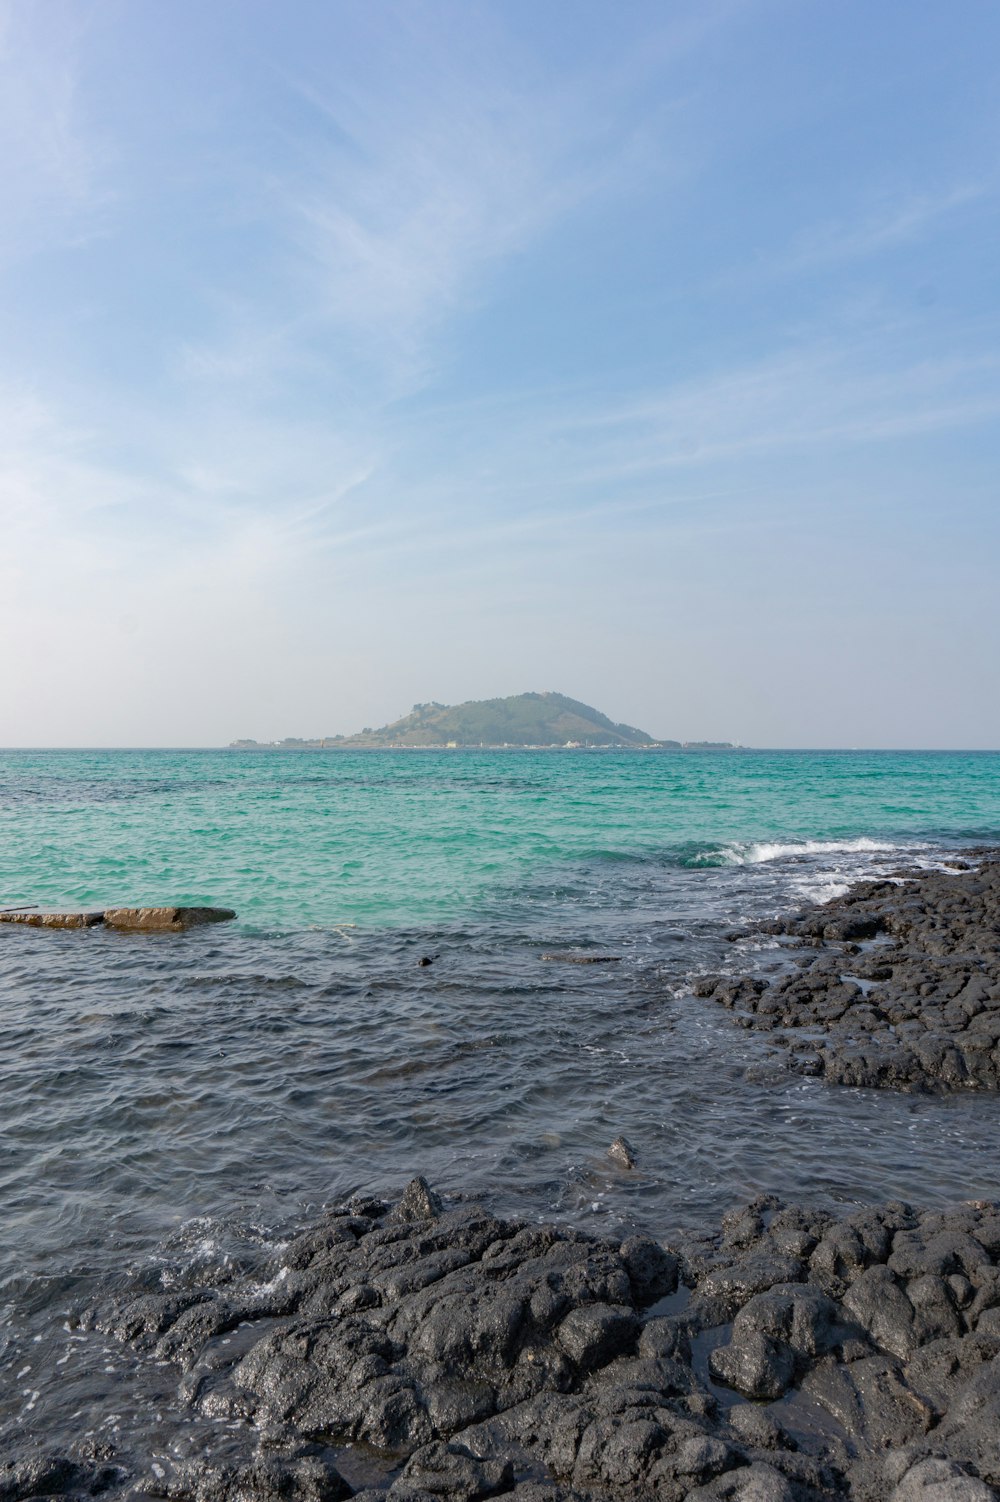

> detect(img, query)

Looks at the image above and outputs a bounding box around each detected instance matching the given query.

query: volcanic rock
[58,1184,1000,1502]
[696,857,1000,1092]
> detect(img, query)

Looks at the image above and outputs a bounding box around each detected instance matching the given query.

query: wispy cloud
[365,336,1000,537]
[178,4,689,401]
[0,374,383,625]
[780,182,990,272]
[0,0,112,263]
[285,78,585,389]
[549,345,1000,479]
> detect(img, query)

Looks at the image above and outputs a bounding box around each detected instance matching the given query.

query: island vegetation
[229,691,736,750]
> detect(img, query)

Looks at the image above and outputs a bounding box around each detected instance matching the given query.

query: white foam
[717,837,908,866]
[247,1265,290,1297]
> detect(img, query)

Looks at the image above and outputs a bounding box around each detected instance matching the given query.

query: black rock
[71,1188,1000,1502]
[607,1136,638,1170]
[696,855,1000,1094]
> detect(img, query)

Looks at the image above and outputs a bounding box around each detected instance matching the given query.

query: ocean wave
[679,835,951,905]
[707,837,913,867]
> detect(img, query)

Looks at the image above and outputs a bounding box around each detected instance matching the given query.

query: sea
[2,745,1000,1463]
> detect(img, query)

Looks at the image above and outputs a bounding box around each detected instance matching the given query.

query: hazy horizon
[2,1,998,750]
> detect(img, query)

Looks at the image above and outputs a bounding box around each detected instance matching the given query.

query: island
[229,691,737,751]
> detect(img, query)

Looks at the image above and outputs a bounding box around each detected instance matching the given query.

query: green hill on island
[352,692,666,747]
[232,692,690,748]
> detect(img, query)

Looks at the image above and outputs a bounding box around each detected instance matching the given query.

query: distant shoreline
[226,740,740,752]
[230,690,736,753]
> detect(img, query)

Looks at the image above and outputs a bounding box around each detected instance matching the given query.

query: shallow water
[3,746,1000,927]
[1,747,1000,1459]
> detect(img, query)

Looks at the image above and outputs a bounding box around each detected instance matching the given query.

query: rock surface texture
[0,906,236,931]
[695,857,1000,1092]
[101,906,237,931]
[16,1182,1000,1502]
[0,910,105,928]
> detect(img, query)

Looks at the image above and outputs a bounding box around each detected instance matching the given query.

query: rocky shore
[695,855,1000,1092]
[7,856,1000,1502]
[5,1178,999,1502]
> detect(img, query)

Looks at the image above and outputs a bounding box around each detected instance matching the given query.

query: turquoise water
[2,748,998,927]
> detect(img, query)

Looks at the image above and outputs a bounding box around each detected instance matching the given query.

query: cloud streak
[0,0,112,264]
[779,182,991,273]
[179,4,682,401]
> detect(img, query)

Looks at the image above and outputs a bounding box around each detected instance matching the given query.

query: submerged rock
[607,1136,638,1170]
[540,954,623,964]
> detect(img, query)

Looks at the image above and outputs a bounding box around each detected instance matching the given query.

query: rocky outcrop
[15,1182,993,1502]
[102,906,236,931]
[0,905,235,931]
[695,857,1000,1091]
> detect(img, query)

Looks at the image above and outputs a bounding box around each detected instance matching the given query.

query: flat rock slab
[0,910,104,928]
[102,906,236,930]
[0,906,236,931]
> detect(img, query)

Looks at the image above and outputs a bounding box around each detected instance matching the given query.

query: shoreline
[6,854,1000,1501]
[695,850,1000,1093]
[11,1178,996,1502]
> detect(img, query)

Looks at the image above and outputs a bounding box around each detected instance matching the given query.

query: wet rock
[692,1462,797,1501]
[555,1303,639,1371]
[0,910,105,928]
[85,1289,210,1344]
[698,856,1000,1093]
[708,1283,844,1398]
[694,1249,804,1323]
[606,1136,637,1170]
[393,1176,445,1223]
[155,1295,241,1364]
[843,1265,922,1360]
[167,1445,351,1502]
[78,1188,1000,1502]
[674,1434,739,1478]
[0,1453,122,1500]
[0,903,238,936]
[394,1441,513,1500]
[888,1456,997,1501]
[618,1234,678,1305]
[726,1404,792,1451]
[102,905,236,930]
[709,1331,797,1400]
[800,1354,936,1450]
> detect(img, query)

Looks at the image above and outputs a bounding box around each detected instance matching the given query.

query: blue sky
[1,0,998,746]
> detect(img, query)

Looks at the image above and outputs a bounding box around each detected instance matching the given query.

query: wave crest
[686,836,915,869]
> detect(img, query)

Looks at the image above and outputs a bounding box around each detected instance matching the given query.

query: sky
[1,0,998,748]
